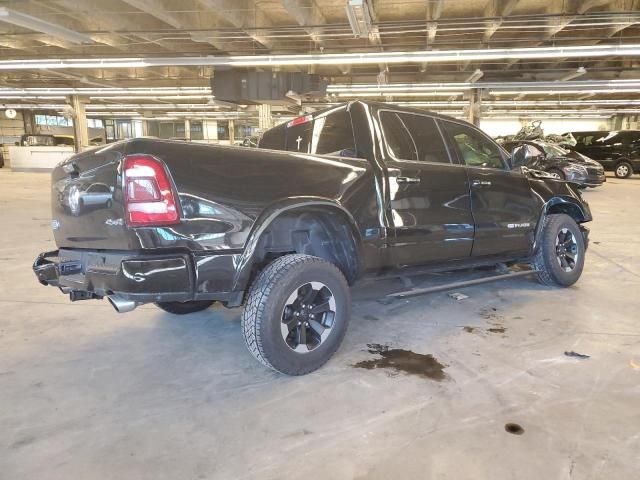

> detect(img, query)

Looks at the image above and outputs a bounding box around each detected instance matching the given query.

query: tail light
[123,154,180,227]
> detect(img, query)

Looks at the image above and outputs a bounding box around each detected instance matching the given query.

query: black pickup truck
[34,101,591,375]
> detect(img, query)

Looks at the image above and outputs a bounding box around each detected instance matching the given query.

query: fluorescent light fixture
[391,101,467,107]
[345,0,374,38]
[84,112,143,116]
[331,84,472,93]
[0,7,92,44]
[2,104,66,109]
[487,114,612,119]
[338,91,465,97]
[485,109,640,115]
[0,87,211,95]
[1,44,639,70]
[166,111,247,116]
[329,79,640,94]
[0,95,67,100]
[488,99,640,107]
[89,95,212,100]
[490,88,640,95]
[85,104,216,110]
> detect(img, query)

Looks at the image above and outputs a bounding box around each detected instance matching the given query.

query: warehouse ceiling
[0,0,639,120]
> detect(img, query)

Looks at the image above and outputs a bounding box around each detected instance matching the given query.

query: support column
[258,104,272,131]
[184,119,191,141]
[468,88,482,127]
[22,110,35,134]
[228,120,235,144]
[68,95,89,153]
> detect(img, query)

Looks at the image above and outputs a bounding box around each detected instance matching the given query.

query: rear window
[380,111,450,163]
[285,120,314,153]
[258,125,286,150]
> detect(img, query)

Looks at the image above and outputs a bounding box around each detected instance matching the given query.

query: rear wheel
[614,161,633,179]
[241,254,350,375]
[155,300,215,315]
[531,214,585,287]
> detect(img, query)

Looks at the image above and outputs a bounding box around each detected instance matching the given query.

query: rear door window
[380,111,451,163]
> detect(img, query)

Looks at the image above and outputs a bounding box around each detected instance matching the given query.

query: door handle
[471,179,492,187]
[397,176,421,184]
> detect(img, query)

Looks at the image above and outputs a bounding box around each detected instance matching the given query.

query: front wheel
[155,300,215,315]
[241,254,350,375]
[614,161,633,179]
[547,168,565,180]
[531,214,585,287]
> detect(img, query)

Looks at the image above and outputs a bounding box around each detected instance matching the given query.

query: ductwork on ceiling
[211,69,327,104]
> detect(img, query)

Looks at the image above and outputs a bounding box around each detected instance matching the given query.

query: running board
[387,269,536,300]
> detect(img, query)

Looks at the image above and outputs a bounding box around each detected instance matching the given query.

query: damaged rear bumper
[33,249,244,309]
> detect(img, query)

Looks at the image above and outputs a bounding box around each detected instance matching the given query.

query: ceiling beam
[281,0,326,46]
[40,69,114,88]
[505,3,573,70]
[577,0,611,14]
[483,0,522,43]
[198,0,274,50]
[426,0,444,44]
[0,7,93,44]
[120,0,232,52]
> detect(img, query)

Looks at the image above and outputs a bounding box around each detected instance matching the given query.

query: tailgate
[52,143,137,250]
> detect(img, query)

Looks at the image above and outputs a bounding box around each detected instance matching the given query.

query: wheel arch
[232,198,363,294]
[532,197,588,254]
[614,158,634,175]
[545,197,587,224]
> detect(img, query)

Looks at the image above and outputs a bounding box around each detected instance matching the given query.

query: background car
[562,130,640,178]
[503,140,605,187]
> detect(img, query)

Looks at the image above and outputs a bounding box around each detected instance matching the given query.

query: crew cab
[34,101,591,375]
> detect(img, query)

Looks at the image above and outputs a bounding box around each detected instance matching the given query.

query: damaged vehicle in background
[33,101,592,376]
[502,140,605,187]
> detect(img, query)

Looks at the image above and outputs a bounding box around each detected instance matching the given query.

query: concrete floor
[1,170,639,480]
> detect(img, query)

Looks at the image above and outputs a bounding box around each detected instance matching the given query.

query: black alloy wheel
[281,281,336,353]
[555,228,579,272]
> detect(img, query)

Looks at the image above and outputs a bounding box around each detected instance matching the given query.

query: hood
[563,150,601,166]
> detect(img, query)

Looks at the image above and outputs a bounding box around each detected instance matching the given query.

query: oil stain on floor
[353,343,448,381]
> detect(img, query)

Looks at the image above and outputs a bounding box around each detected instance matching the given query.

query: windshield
[538,143,567,157]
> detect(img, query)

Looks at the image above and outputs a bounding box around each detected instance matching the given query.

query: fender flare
[231,197,363,292]
[532,196,589,254]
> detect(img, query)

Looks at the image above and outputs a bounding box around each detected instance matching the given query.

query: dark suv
[563,130,640,178]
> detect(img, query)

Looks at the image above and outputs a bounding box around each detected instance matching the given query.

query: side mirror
[510,145,530,168]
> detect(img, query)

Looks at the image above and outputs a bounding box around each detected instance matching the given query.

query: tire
[614,161,633,179]
[154,300,215,315]
[547,168,565,180]
[241,254,350,375]
[531,214,585,287]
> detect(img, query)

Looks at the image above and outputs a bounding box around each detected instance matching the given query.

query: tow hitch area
[69,290,102,302]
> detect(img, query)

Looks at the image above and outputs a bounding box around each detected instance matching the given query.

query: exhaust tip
[107,295,137,313]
